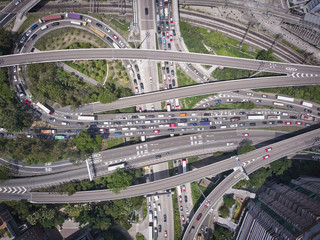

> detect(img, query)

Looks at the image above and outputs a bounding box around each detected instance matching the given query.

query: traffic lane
[138,0,155,31]
[184,129,320,239]
[2,49,320,75]
[0,13,16,27]
[29,128,320,203]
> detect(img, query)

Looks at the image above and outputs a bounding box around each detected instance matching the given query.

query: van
[139,115,146,119]
[158,114,164,118]
[61,122,70,126]
[114,132,122,135]
[154,195,159,201]
[130,127,137,130]
[282,112,288,116]
[157,203,161,211]
[122,127,129,130]
[179,113,187,117]
[85,18,92,23]
[189,226,195,234]
[163,74,167,81]
[220,125,227,129]
[145,120,151,124]
[40,25,48,30]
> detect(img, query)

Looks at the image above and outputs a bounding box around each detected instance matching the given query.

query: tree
[270,158,292,176]
[26,207,64,228]
[218,205,230,218]
[223,195,235,208]
[237,140,256,155]
[213,225,235,240]
[256,48,274,61]
[107,169,133,193]
[74,130,101,153]
[0,165,11,183]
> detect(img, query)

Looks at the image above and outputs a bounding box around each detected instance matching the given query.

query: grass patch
[102,107,136,114]
[257,126,304,132]
[213,152,224,157]
[233,200,241,220]
[180,94,213,109]
[209,102,256,110]
[158,63,162,84]
[191,182,207,211]
[103,60,131,89]
[172,189,182,240]
[168,161,174,176]
[99,15,131,39]
[177,68,197,87]
[136,232,145,240]
[155,33,159,50]
[161,101,166,110]
[102,138,124,150]
[142,198,147,220]
[281,39,306,56]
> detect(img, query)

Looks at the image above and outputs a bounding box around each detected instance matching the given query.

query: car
[49,117,56,122]
[205,226,208,234]
[197,128,204,131]
[140,82,144,89]
[181,215,185,222]
[51,22,59,26]
[182,184,186,192]
[239,122,245,127]
[172,29,176,36]
[261,94,268,98]
[64,129,72,133]
[135,87,139,93]
[26,30,32,37]
[99,128,106,132]
[249,122,256,126]
[180,206,183,212]
[133,79,137,85]
[96,22,102,28]
[153,130,160,133]
[262,121,268,125]
[185,195,188,202]
[226,98,233,102]
[205,200,212,208]
[24,99,31,106]
[287,105,293,109]
[227,142,234,146]
[230,124,238,128]
[30,34,37,41]
[164,230,168,238]
[172,79,176,86]
[164,214,167,222]
[304,108,312,113]
[285,121,292,125]
[15,0,21,6]
[196,213,202,221]
[170,16,173,23]
[263,155,270,160]
[145,7,148,15]
[168,43,171,50]
[247,92,253,96]
[64,116,72,120]
[290,116,297,119]
[170,35,173,41]
[296,121,303,125]
[157,26,161,34]
[179,196,182,203]
[104,26,110,32]
[20,36,26,44]
[137,73,141,80]
[256,99,262,103]
[155,155,161,159]
[265,147,272,152]
[166,32,169,38]
[277,120,283,124]
[242,133,249,137]
[112,34,118,40]
[165,21,169,28]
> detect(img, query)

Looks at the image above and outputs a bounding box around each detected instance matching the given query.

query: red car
[24,99,31,106]
[181,215,185,222]
[170,17,173,23]
[112,34,118,40]
[99,128,106,133]
[164,230,168,238]
[179,196,182,203]
[170,123,175,127]
[265,147,272,152]
[263,155,270,160]
[205,200,212,208]
[242,133,249,137]
[170,35,173,41]
[295,121,303,125]
[285,122,292,125]
[196,213,202,221]
[182,185,186,192]
[153,130,160,133]
[166,32,169,38]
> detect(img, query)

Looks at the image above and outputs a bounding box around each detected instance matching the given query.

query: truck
[31,24,38,30]
[148,224,153,240]
[164,7,169,18]
[230,117,240,122]
[246,114,265,120]
[65,13,82,20]
[70,21,81,26]
[108,162,126,171]
[199,121,212,126]
[40,14,62,23]
[112,42,120,49]
[149,210,153,222]
[153,216,157,225]
[156,14,160,25]
[55,135,66,140]
[178,122,188,127]
[177,185,182,197]
[78,115,96,121]
[301,114,314,121]
[41,129,56,134]
[160,8,164,19]
[301,101,313,108]
[166,104,171,112]
[276,95,295,102]
[161,61,165,69]
[180,113,187,117]
[182,159,187,173]
[158,37,162,45]
[88,24,106,38]
[268,115,281,120]
[175,99,180,108]
[273,101,284,106]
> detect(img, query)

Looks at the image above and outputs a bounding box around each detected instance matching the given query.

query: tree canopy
[107,169,133,193]
[74,130,102,153]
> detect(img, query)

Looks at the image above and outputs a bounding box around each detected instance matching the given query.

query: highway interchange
[0,1,320,240]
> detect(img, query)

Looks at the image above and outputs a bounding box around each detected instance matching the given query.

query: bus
[247,114,264,120]
[177,185,182,197]
[108,162,126,171]
[78,115,96,121]
[55,135,66,140]
[301,101,313,108]
[182,159,187,173]
[276,95,294,102]
[88,24,106,38]
[36,102,52,114]
[273,102,284,106]
[268,115,281,120]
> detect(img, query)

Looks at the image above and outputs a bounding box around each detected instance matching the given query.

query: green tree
[74,130,101,153]
[223,195,235,208]
[271,158,292,176]
[213,225,235,240]
[99,83,118,103]
[0,165,11,182]
[237,140,256,155]
[27,207,64,228]
[218,205,230,218]
[256,48,274,61]
[0,28,14,55]
[107,169,133,193]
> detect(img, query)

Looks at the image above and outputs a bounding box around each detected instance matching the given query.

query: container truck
[276,95,295,102]
[149,210,153,222]
[156,14,160,25]
[301,101,313,108]
[65,13,81,19]
[78,115,96,121]
[41,129,56,134]
[199,121,212,126]
[39,14,62,23]
[246,114,265,120]
[88,24,106,38]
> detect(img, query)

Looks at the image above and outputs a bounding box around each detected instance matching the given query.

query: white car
[26,30,32,37]
[215,121,222,124]
[125,132,133,136]
[226,99,233,102]
[227,142,234,146]
[197,128,204,131]
[230,124,238,128]
[247,92,253,96]
[190,118,198,121]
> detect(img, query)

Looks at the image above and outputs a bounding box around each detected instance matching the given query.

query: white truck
[246,114,265,120]
[301,101,313,108]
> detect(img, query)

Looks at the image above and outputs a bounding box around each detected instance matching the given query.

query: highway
[26,128,320,203]
[1,49,320,75]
